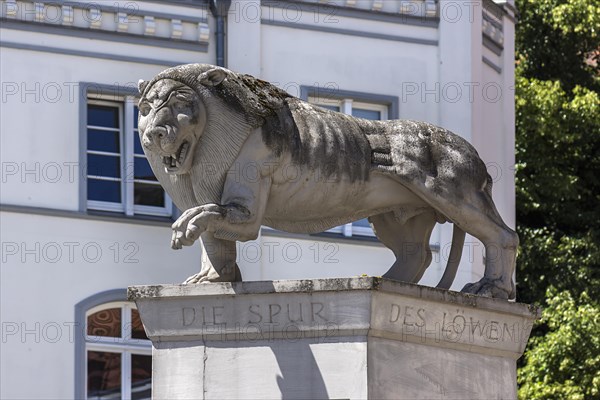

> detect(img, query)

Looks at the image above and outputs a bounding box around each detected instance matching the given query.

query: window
[85,302,151,400]
[308,94,392,238]
[86,94,172,217]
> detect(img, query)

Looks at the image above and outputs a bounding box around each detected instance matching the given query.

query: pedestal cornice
[129,277,539,360]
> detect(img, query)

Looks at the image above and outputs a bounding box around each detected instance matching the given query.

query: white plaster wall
[235,232,449,289]
[0,211,200,399]
[477,63,513,225]
[0,45,213,210]
[0,29,210,65]
[239,233,394,281]
[226,0,262,76]
[501,11,517,231]
[260,24,440,124]
[0,23,213,397]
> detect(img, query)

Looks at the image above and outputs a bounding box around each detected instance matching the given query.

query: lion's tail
[435,170,492,289]
[436,224,466,289]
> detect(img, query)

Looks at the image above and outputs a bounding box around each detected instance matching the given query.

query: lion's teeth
[179,144,188,163]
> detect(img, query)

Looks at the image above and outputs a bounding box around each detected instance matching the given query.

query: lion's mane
[140,64,296,208]
[140,63,293,130]
[142,64,375,208]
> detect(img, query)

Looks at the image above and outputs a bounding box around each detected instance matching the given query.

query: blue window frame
[75,291,152,400]
[307,96,389,237]
[86,96,172,217]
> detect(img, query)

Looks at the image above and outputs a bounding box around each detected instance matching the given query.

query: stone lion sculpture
[137,64,518,299]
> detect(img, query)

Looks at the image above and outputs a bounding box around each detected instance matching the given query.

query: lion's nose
[143,127,167,148]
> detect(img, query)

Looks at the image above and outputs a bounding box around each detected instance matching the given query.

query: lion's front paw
[171,204,224,249]
[183,262,242,284]
[171,223,195,249]
[461,278,511,299]
[183,271,210,284]
[184,209,223,242]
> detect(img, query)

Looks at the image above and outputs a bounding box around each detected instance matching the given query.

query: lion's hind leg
[369,210,436,283]
[184,231,242,284]
[456,193,518,299]
[397,179,518,299]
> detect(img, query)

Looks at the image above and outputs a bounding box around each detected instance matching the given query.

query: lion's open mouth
[162,141,190,170]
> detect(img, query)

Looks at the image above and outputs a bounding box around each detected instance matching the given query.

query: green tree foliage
[516,0,599,90]
[515,0,600,398]
[516,79,600,303]
[518,290,600,399]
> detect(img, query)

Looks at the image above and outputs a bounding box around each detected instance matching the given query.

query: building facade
[0,0,516,398]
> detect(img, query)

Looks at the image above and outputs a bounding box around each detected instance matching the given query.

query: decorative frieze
[198,22,210,42]
[33,1,43,22]
[482,10,504,50]
[269,0,440,19]
[399,1,412,15]
[424,0,437,18]
[171,19,183,40]
[88,6,102,29]
[482,0,505,50]
[397,0,438,18]
[61,4,73,26]
[116,12,128,33]
[144,15,155,36]
[4,0,17,18]
[371,0,383,11]
[0,0,210,46]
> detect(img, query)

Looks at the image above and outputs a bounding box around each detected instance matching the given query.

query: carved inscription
[389,304,426,327]
[176,300,338,341]
[386,302,532,344]
[181,301,327,326]
[248,302,326,324]
[182,306,224,326]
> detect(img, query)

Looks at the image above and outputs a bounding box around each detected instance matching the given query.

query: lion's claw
[461,278,511,299]
[171,229,194,249]
[182,262,242,284]
[170,204,224,249]
[183,272,210,284]
[184,210,218,241]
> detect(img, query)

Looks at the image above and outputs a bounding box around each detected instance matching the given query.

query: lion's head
[138,64,295,176]
[137,67,228,175]
[137,64,303,208]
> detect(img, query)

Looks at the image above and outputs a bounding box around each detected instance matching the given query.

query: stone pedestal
[128,278,539,399]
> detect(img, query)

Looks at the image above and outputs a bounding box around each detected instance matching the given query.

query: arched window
[75,290,151,399]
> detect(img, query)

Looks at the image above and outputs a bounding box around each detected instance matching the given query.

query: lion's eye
[174,91,193,101]
[139,103,151,116]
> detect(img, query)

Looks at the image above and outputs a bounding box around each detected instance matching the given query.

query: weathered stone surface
[137,63,519,299]
[130,277,539,399]
[368,338,517,399]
